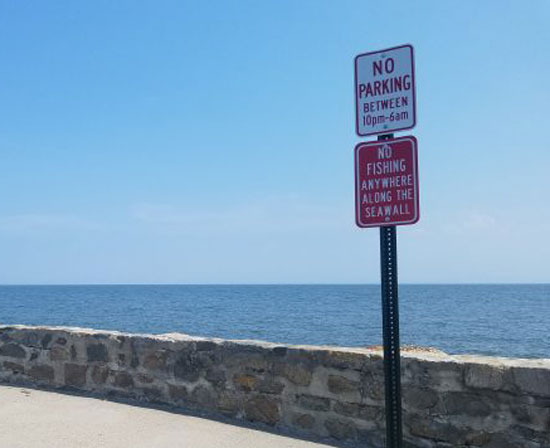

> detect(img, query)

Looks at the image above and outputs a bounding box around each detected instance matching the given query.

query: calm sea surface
[0,284,548,359]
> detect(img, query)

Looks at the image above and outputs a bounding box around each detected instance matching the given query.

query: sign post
[380,222,402,447]
[378,134,403,448]
[354,44,418,448]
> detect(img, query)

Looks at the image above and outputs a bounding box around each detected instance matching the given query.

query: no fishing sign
[354,136,419,227]
[354,44,416,136]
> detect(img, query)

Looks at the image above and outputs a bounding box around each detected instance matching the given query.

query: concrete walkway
[0,385,333,448]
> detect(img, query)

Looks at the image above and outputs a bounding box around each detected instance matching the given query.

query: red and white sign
[355,136,419,227]
[355,44,416,136]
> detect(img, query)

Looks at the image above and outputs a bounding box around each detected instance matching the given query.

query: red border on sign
[354,135,420,228]
[354,44,417,137]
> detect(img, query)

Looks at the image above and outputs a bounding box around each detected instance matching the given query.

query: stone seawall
[0,325,549,447]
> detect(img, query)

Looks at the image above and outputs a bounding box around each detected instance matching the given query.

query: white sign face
[355,44,416,136]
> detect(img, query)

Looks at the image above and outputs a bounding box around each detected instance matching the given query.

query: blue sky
[1,0,549,284]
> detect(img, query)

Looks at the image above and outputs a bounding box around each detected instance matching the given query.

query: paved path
[0,385,333,448]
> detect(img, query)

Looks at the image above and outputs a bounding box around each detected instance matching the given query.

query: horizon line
[0,282,548,287]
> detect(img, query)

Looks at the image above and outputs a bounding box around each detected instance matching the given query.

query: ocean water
[0,284,548,359]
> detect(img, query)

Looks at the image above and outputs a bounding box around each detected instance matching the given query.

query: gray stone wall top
[4,324,548,367]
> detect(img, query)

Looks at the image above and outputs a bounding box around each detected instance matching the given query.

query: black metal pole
[378,134,403,448]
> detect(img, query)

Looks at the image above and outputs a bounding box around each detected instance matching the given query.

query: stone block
[258,378,284,395]
[173,353,200,382]
[190,385,216,408]
[65,363,88,387]
[487,433,540,448]
[403,386,439,411]
[142,387,163,402]
[512,404,550,431]
[10,331,41,346]
[50,347,69,361]
[2,361,24,374]
[244,395,280,426]
[292,413,315,430]
[91,366,110,385]
[277,362,312,386]
[114,371,134,388]
[0,343,26,359]
[441,392,492,417]
[324,417,357,440]
[205,368,226,388]
[233,374,258,392]
[168,384,188,402]
[143,349,171,371]
[512,367,550,398]
[136,373,154,384]
[320,350,368,371]
[360,369,385,401]
[466,431,493,446]
[241,357,271,374]
[464,363,507,391]
[29,365,54,382]
[333,401,380,421]
[403,359,464,392]
[217,390,241,416]
[86,343,109,363]
[328,374,359,394]
[510,423,550,446]
[407,415,470,445]
[296,394,330,411]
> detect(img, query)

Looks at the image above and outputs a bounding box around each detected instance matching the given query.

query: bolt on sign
[355,44,416,136]
[355,136,419,227]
